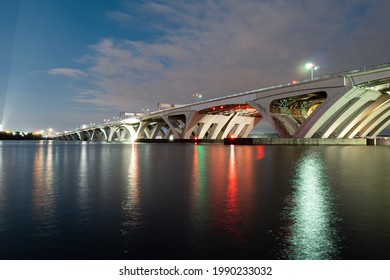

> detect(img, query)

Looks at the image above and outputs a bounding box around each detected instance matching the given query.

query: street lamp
[193,92,202,102]
[305,62,319,80]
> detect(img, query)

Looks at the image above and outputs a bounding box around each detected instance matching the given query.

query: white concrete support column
[90,130,97,141]
[221,115,262,138]
[273,114,299,136]
[360,109,390,138]
[197,115,218,139]
[247,100,291,138]
[344,97,390,138]
[100,128,108,141]
[122,124,138,141]
[320,88,377,138]
[294,87,351,138]
[209,114,235,139]
[150,122,164,139]
[239,116,262,137]
[162,115,181,139]
[369,116,390,138]
[136,121,149,139]
[181,111,205,139]
[107,126,120,141]
[338,94,388,138]
[220,113,241,139]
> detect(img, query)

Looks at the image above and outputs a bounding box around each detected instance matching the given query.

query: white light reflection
[282,152,340,259]
[122,143,142,254]
[31,143,55,231]
[77,142,89,211]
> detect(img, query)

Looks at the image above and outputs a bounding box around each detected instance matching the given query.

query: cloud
[49,68,87,78]
[67,0,390,113]
[106,11,133,23]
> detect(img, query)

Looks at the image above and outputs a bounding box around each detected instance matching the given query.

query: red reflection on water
[227,145,238,214]
[256,146,264,160]
[225,145,242,241]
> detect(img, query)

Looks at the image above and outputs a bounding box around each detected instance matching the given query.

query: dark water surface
[0,141,389,259]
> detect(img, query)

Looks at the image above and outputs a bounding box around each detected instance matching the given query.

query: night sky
[1,0,389,132]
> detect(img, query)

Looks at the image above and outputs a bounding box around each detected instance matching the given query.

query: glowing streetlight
[193,92,202,102]
[305,62,319,80]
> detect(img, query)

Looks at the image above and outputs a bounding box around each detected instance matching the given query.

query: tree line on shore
[0,131,45,140]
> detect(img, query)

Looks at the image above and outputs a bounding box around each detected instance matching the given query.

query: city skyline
[1,0,389,132]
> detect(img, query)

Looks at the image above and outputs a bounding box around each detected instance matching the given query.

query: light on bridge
[193,92,203,101]
[305,62,319,80]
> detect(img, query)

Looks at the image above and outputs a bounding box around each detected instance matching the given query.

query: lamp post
[305,62,319,80]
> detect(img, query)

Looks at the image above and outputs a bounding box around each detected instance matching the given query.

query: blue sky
[0,0,389,132]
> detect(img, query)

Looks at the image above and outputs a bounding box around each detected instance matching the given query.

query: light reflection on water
[190,144,209,252]
[280,151,340,259]
[122,143,142,255]
[225,145,241,241]
[31,143,55,235]
[0,141,389,259]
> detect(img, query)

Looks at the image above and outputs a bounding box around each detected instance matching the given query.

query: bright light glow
[282,152,339,259]
[169,135,174,141]
[305,62,319,80]
[305,62,314,69]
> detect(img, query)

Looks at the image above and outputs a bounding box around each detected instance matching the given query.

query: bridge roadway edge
[133,137,390,145]
[224,137,376,146]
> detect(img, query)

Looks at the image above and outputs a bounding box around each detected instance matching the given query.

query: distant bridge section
[56,63,390,141]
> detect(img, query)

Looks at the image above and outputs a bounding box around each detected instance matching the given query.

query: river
[0,141,389,259]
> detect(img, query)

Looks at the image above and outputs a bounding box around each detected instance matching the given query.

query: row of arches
[57,108,262,142]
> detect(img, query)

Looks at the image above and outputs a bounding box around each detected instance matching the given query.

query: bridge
[56,63,390,142]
